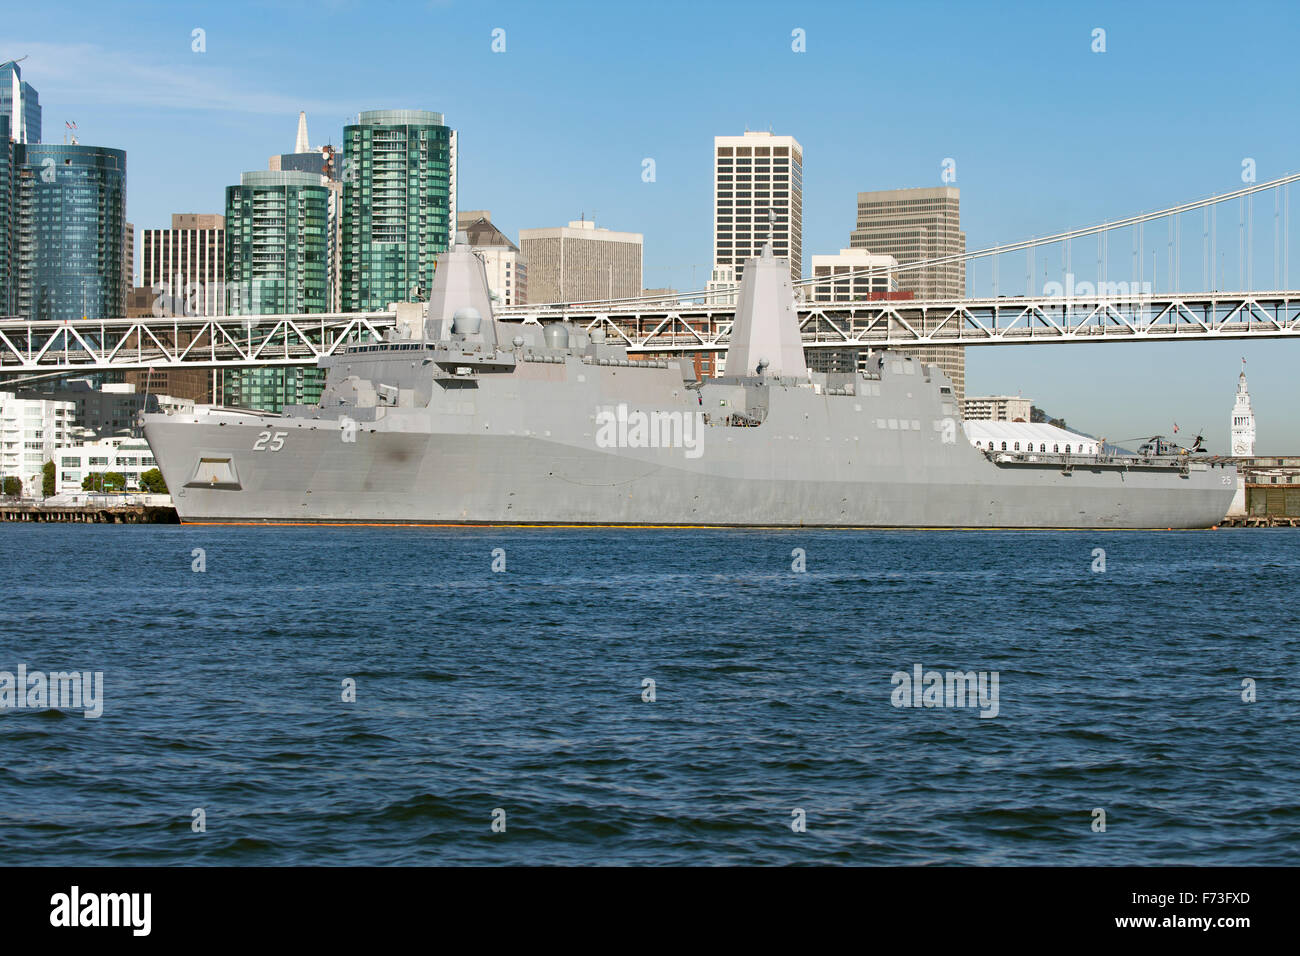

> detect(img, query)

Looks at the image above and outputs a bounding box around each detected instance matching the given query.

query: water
[1,525,1297,865]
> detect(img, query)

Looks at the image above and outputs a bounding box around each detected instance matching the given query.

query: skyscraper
[0,115,13,316]
[222,171,330,411]
[712,131,803,300]
[142,214,225,315]
[341,109,456,311]
[0,60,41,144]
[123,221,134,289]
[850,186,966,399]
[518,219,642,303]
[13,143,127,321]
[268,113,343,310]
[224,172,328,315]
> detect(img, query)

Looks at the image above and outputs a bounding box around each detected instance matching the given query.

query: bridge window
[1001,442,1007,451]
[1065,444,1071,454]
[1054,444,1059,453]
[1014,442,1020,451]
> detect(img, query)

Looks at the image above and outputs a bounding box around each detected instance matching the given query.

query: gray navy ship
[142,238,1237,527]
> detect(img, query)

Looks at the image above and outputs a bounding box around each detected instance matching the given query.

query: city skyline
[2,0,1299,450]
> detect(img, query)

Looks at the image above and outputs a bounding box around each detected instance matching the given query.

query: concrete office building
[519,219,642,304]
[124,221,134,289]
[962,395,1034,422]
[850,186,966,399]
[458,211,526,306]
[142,213,226,316]
[711,131,803,302]
[809,248,898,302]
[806,248,901,374]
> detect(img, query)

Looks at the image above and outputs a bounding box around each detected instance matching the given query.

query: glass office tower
[13,143,127,321]
[341,109,456,311]
[222,170,330,412]
[0,61,41,144]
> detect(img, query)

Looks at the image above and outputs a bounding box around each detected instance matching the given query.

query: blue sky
[6,0,1300,450]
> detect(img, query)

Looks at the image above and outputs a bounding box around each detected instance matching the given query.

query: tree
[82,471,127,493]
[139,468,168,494]
[2,476,20,497]
[42,460,55,497]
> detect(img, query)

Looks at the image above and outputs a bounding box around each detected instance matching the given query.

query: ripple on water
[1,525,1298,864]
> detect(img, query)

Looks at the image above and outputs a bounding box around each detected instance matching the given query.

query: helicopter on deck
[1136,431,1208,457]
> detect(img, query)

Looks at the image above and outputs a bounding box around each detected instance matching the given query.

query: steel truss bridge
[0,170,1297,378]
[0,291,1298,377]
[500,290,1300,352]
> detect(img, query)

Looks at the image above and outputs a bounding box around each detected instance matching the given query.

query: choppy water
[1,525,1297,865]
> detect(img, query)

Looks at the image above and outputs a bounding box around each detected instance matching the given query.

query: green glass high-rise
[0,115,12,316]
[222,170,330,412]
[341,109,456,311]
[12,143,127,321]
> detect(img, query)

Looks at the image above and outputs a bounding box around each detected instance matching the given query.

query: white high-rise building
[1231,359,1256,456]
[704,265,739,305]
[712,131,803,302]
[0,391,75,495]
[809,249,898,303]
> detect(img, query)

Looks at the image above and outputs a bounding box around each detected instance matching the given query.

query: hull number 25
[253,431,287,452]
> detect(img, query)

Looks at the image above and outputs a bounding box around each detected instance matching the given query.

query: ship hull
[144,239,1236,530]
[144,406,1235,529]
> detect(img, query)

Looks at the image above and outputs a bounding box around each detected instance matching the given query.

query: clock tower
[1230,359,1256,457]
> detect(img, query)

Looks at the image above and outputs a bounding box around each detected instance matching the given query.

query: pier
[1219,514,1300,528]
[0,499,178,523]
